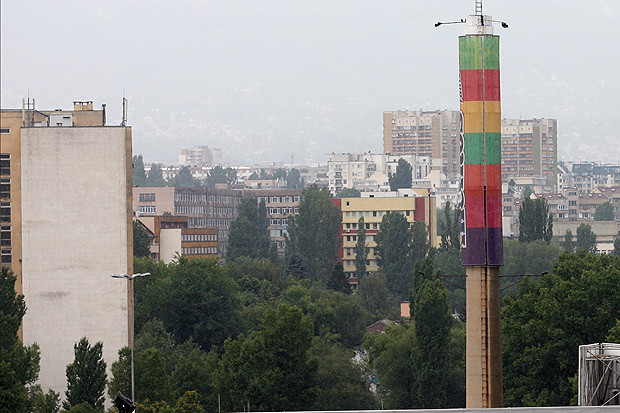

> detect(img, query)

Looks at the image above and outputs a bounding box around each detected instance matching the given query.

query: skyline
[2,1,619,165]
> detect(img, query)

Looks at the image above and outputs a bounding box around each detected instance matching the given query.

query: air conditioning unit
[345,229,351,233]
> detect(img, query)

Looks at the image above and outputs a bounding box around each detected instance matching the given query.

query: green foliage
[174,391,205,413]
[64,338,106,410]
[327,262,351,294]
[613,237,620,256]
[354,216,368,280]
[286,168,303,189]
[173,166,199,187]
[205,166,236,188]
[62,402,103,412]
[335,187,361,198]
[133,221,151,258]
[594,201,614,221]
[309,339,378,410]
[375,211,412,298]
[388,158,412,190]
[501,239,561,276]
[563,229,575,253]
[410,220,429,265]
[286,186,341,283]
[522,185,534,199]
[576,223,597,253]
[519,198,553,243]
[28,385,60,413]
[607,319,620,343]
[132,155,148,187]
[437,201,461,250]
[357,271,398,320]
[134,257,243,351]
[216,304,317,412]
[107,347,130,401]
[502,252,620,406]
[147,164,167,187]
[136,348,171,404]
[0,266,41,412]
[226,197,272,262]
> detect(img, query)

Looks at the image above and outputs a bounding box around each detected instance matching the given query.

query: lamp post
[111,272,150,403]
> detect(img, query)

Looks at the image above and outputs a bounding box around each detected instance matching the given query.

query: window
[0,225,10,246]
[0,128,10,134]
[0,155,9,176]
[0,203,10,223]
[138,205,156,214]
[139,193,156,202]
[1,249,10,264]
[0,178,9,199]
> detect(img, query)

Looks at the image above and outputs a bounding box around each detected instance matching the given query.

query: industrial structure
[438,0,506,407]
[578,343,620,406]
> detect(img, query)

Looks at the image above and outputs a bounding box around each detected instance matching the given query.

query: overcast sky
[2,1,619,165]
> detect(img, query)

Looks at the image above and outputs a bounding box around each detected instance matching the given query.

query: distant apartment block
[1,100,131,400]
[557,161,620,193]
[178,145,222,167]
[383,110,461,178]
[327,153,431,195]
[136,215,218,263]
[332,190,437,290]
[501,118,558,189]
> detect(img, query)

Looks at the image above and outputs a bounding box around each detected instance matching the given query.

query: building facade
[501,118,558,189]
[178,145,222,167]
[332,191,437,290]
[383,110,461,178]
[1,100,131,400]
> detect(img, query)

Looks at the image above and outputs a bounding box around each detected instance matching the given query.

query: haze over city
[2,1,619,164]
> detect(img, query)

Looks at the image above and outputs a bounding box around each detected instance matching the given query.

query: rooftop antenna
[121,89,127,126]
[434,0,508,30]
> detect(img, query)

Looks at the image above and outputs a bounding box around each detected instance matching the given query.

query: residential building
[1,100,131,400]
[552,220,620,254]
[327,153,431,195]
[501,118,558,189]
[178,145,222,167]
[383,110,461,178]
[557,161,620,193]
[242,189,301,255]
[136,215,217,263]
[332,190,437,290]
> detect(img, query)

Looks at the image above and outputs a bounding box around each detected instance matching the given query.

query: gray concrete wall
[20,126,129,399]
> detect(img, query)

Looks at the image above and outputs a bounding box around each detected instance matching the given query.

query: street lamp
[111,272,150,403]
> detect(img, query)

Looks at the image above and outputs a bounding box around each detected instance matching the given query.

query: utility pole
[436,1,508,408]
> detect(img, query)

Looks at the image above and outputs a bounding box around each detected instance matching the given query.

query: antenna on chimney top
[434,0,508,30]
[121,90,127,126]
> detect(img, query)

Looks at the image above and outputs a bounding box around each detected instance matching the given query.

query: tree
[134,257,243,351]
[205,166,236,188]
[133,221,151,258]
[576,223,597,253]
[226,197,272,262]
[147,164,167,187]
[501,239,561,296]
[563,229,575,253]
[354,216,367,280]
[327,262,350,294]
[27,385,60,413]
[375,211,412,297]
[438,201,461,250]
[594,201,614,221]
[0,267,41,412]
[410,220,429,265]
[412,278,452,408]
[502,252,620,406]
[132,155,147,187]
[173,166,199,187]
[522,185,533,199]
[136,348,171,404]
[64,338,107,410]
[358,272,398,320]
[286,186,341,283]
[519,198,553,243]
[107,347,131,402]
[388,159,412,190]
[286,168,302,189]
[335,187,361,198]
[613,237,620,257]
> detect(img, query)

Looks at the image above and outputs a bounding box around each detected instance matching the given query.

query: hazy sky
[2,1,619,165]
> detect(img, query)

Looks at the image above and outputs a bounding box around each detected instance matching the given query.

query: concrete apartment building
[136,215,218,263]
[327,153,431,195]
[178,145,222,167]
[501,118,558,189]
[133,186,242,256]
[557,161,620,193]
[383,110,461,178]
[1,100,131,400]
[332,190,437,290]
